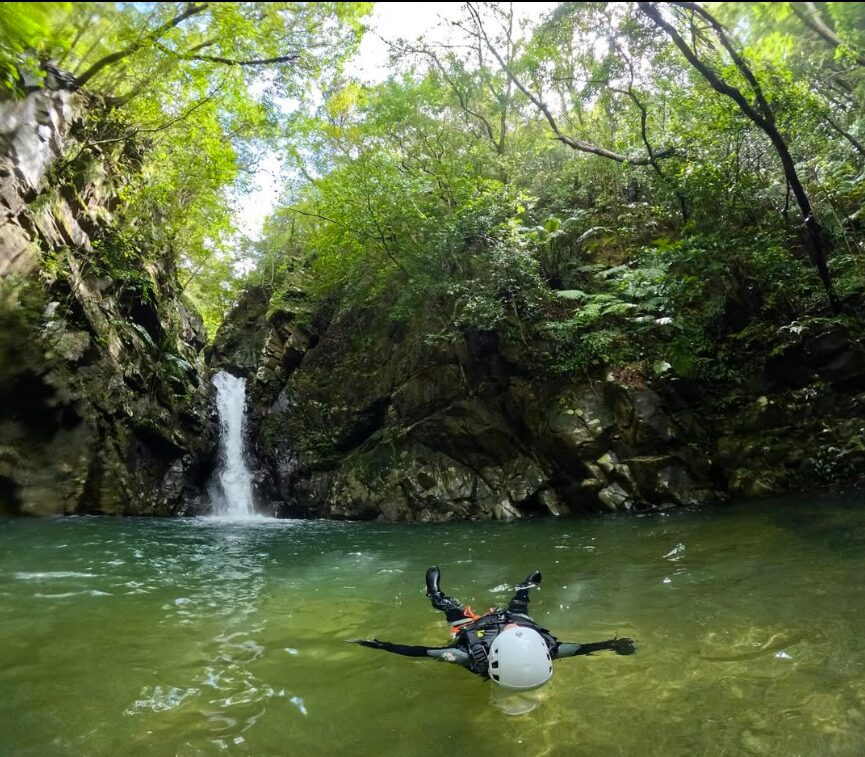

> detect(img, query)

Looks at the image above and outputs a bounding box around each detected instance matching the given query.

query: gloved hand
[611,637,636,655]
[349,638,385,649]
[517,571,542,590]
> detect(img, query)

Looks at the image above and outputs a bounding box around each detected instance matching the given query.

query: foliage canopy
[3,2,864,372]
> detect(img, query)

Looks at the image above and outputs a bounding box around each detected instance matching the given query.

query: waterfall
[209,371,256,518]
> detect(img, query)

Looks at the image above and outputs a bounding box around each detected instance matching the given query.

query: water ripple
[15,571,100,580]
[3,499,865,756]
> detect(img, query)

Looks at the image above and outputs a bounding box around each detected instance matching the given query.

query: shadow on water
[755,487,865,555]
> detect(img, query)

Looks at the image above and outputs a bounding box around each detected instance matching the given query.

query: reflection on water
[1,491,865,755]
[490,686,547,716]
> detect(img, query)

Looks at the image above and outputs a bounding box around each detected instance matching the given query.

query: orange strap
[449,605,498,634]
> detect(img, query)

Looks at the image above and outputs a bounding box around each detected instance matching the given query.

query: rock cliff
[211,284,865,521]
[0,76,214,516]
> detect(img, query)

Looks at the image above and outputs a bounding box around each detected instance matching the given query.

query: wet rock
[0,220,37,277]
[655,465,707,506]
[544,385,615,461]
[207,285,272,376]
[597,451,620,475]
[598,482,633,511]
[743,396,789,432]
[806,326,850,364]
[53,197,90,249]
[226,284,862,520]
[178,297,207,352]
[49,329,90,363]
[160,458,187,503]
[217,284,730,520]
[536,488,567,516]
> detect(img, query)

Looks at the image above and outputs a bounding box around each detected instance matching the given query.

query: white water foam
[208,371,259,519]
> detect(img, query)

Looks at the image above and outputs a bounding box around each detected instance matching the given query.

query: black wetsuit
[353,569,635,679]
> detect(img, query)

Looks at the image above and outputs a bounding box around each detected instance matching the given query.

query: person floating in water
[352,567,635,690]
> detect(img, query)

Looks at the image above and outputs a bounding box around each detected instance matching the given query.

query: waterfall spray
[209,371,256,518]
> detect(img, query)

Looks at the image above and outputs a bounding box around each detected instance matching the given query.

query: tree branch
[155,37,301,67]
[93,88,222,147]
[396,41,503,153]
[180,52,300,67]
[57,8,97,67]
[465,2,670,166]
[672,1,774,123]
[365,203,409,276]
[284,207,340,225]
[639,4,771,132]
[74,2,209,88]
[823,112,865,158]
[640,1,838,311]
[790,2,865,67]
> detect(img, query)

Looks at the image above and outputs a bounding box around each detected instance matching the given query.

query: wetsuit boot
[425,566,471,625]
[425,566,442,598]
[507,570,542,617]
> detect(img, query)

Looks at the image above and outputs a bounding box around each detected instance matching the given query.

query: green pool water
[2,492,865,756]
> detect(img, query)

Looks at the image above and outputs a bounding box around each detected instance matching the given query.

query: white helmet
[487,626,553,690]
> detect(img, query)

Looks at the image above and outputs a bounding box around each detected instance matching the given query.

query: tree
[465,2,675,167]
[259,2,864,384]
[639,1,840,310]
[790,2,865,67]
[0,3,70,91]
[392,4,518,160]
[8,2,372,328]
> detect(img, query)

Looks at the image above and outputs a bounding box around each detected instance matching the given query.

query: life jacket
[454,611,558,677]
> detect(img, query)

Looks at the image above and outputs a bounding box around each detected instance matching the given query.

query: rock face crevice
[0,79,215,516]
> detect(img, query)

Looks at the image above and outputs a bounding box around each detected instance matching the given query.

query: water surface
[2,492,865,756]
